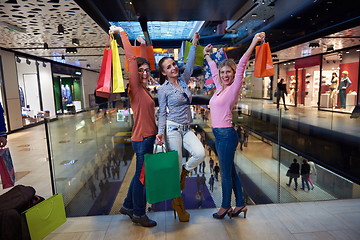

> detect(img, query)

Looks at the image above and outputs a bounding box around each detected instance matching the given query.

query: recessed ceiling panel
[109,21,204,40]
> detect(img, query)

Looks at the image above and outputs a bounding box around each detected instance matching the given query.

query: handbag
[274,91,278,97]
[286,169,290,177]
[144,145,181,204]
[254,42,275,78]
[110,36,125,93]
[183,41,205,67]
[22,194,66,240]
[96,35,112,98]
[0,147,15,189]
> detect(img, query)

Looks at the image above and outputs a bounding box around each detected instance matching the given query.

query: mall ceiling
[0,0,359,71]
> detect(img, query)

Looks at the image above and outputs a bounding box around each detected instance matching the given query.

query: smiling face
[160,58,179,79]
[219,65,235,86]
[138,63,150,86]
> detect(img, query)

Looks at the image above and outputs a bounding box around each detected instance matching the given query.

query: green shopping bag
[144,147,181,204]
[183,41,205,66]
[23,194,66,240]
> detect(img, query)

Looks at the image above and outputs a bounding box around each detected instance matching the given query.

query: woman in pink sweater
[204,32,265,219]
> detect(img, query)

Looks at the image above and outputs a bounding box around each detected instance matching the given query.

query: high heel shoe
[172,197,190,222]
[230,206,247,218]
[212,207,232,219]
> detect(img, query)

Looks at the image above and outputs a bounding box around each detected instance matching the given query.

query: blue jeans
[123,135,155,216]
[213,127,245,208]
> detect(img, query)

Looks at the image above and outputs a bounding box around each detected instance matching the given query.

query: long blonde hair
[218,59,236,86]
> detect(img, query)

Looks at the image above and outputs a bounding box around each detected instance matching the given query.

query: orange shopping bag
[125,46,156,71]
[96,35,112,98]
[254,42,274,78]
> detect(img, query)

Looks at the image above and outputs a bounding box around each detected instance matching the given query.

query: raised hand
[204,44,213,55]
[136,35,146,45]
[192,32,200,45]
[109,26,124,34]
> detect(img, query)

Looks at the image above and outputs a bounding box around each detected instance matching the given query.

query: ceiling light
[26,59,31,65]
[72,38,79,46]
[309,42,320,48]
[86,64,90,68]
[66,47,77,54]
[44,42,49,49]
[58,24,64,35]
[272,54,278,58]
[16,56,21,63]
[326,45,334,51]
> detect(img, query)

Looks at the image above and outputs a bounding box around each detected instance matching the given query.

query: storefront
[51,63,84,114]
[15,56,56,126]
[320,49,358,113]
[275,46,359,113]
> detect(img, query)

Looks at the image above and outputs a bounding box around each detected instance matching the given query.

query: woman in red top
[110,26,157,227]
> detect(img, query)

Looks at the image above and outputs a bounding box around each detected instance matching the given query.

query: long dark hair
[331,72,338,80]
[136,57,149,68]
[158,56,173,85]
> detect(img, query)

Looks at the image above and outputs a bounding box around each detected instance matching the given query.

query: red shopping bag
[0,147,15,189]
[139,163,145,185]
[254,42,274,78]
[96,36,112,98]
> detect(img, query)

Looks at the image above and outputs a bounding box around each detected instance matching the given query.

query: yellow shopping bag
[111,36,125,93]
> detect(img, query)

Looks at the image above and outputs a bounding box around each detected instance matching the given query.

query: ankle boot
[172,197,190,222]
[180,167,190,190]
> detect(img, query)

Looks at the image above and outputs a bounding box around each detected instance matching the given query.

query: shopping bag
[125,46,156,71]
[139,163,145,185]
[286,170,290,177]
[254,42,274,78]
[203,48,228,92]
[96,36,112,98]
[144,148,181,204]
[183,41,205,66]
[23,194,66,240]
[110,37,125,93]
[0,147,15,189]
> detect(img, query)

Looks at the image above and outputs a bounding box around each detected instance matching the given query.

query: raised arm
[182,32,200,84]
[203,44,221,90]
[109,26,140,91]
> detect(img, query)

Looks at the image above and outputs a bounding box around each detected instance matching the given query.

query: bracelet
[204,53,210,57]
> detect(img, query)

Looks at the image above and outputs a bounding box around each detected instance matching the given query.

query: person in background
[300,159,311,191]
[276,78,289,110]
[213,162,220,182]
[236,125,246,151]
[110,26,157,227]
[308,160,317,190]
[209,174,215,192]
[156,32,205,222]
[286,158,300,191]
[0,102,7,147]
[203,32,265,219]
[209,157,214,173]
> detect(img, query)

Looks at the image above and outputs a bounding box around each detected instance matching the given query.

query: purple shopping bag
[0,147,15,189]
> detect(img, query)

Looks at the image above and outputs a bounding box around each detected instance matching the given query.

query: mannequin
[289,76,296,104]
[338,71,352,109]
[329,72,339,108]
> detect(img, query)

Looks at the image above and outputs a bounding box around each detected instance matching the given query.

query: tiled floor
[44,199,360,240]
